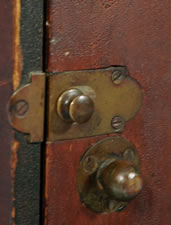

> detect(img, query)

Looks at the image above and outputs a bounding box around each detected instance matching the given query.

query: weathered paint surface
[0,1,14,224]
[13,0,22,91]
[46,0,171,73]
[11,140,19,225]
[12,2,21,223]
[10,0,44,225]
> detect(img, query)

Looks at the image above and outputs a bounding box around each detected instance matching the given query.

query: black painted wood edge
[13,1,44,225]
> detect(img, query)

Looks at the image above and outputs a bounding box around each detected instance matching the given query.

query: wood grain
[0,1,14,224]
[45,0,171,225]
[46,0,171,73]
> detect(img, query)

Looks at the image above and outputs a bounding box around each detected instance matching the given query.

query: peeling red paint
[13,0,22,91]
[11,139,19,225]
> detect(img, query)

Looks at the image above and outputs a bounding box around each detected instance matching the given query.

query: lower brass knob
[57,88,94,123]
[98,160,143,201]
[78,136,143,213]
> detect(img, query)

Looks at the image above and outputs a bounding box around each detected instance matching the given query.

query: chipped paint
[13,0,22,91]
[0,80,10,87]
[11,139,19,225]
[64,51,70,56]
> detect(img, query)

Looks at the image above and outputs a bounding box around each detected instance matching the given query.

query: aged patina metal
[8,67,142,142]
[8,73,46,142]
[57,88,95,123]
[111,68,126,85]
[111,116,125,132]
[47,66,143,141]
[77,136,142,213]
[99,160,143,201]
[14,100,29,118]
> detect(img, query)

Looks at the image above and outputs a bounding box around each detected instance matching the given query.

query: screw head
[111,116,125,133]
[115,202,128,212]
[108,200,118,212]
[111,70,125,84]
[108,199,127,213]
[83,156,97,174]
[123,148,135,161]
[14,100,29,118]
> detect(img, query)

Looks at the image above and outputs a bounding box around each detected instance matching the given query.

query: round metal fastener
[111,116,125,132]
[14,100,29,118]
[123,148,135,161]
[111,70,125,85]
[70,95,94,123]
[78,136,142,214]
[57,88,94,124]
[82,156,98,174]
[100,160,143,201]
[57,89,82,122]
[115,202,128,212]
[108,200,127,212]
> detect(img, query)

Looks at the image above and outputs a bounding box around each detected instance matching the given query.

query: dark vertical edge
[14,1,44,225]
[40,0,48,222]
[41,0,49,223]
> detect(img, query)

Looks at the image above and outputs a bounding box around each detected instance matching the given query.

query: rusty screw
[123,148,135,161]
[108,200,117,212]
[83,156,97,174]
[111,116,125,132]
[14,100,29,118]
[108,200,127,212]
[111,70,125,85]
[115,202,127,212]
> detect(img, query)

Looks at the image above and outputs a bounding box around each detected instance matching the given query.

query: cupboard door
[44,1,171,225]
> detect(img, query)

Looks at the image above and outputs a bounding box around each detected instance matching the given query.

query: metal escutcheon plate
[47,67,143,141]
[77,136,141,213]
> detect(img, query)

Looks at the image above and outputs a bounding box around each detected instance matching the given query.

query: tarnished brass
[57,88,94,123]
[8,67,143,142]
[77,136,142,213]
[8,73,46,142]
[100,160,143,201]
[47,67,143,141]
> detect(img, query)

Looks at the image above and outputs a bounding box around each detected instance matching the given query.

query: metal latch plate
[8,73,46,142]
[47,67,142,141]
[8,67,142,142]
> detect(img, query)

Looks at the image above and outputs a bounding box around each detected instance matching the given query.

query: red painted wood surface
[0,1,13,224]
[45,0,171,225]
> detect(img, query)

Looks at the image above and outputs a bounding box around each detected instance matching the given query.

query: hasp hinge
[8,72,46,143]
[8,67,143,143]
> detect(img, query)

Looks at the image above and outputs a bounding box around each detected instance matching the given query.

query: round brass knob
[98,160,143,201]
[78,136,143,213]
[57,88,94,123]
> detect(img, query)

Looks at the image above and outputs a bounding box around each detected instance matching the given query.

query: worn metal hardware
[8,67,142,142]
[8,73,46,142]
[111,69,126,84]
[77,136,142,213]
[57,88,95,123]
[111,116,125,132]
[47,66,142,141]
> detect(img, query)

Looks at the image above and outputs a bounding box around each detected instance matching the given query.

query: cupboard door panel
[44,1,171,225]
